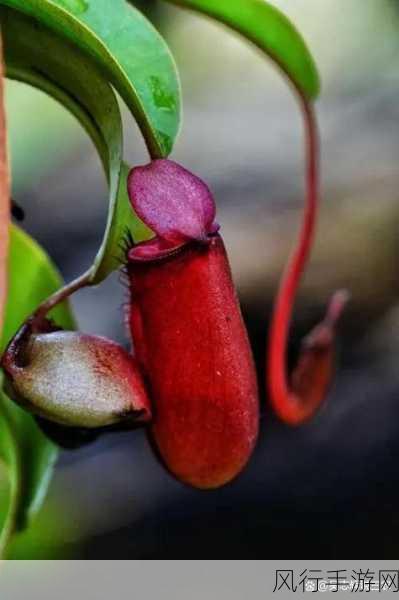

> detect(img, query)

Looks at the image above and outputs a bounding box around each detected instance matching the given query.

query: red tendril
[267,99,349,425]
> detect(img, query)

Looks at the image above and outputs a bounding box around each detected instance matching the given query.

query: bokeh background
[6,0,399,558]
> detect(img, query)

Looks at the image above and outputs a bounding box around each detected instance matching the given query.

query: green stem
[32,269,92,322]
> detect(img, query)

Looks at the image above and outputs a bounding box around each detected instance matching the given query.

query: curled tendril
[267,99,349,425]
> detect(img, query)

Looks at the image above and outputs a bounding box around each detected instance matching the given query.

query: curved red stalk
[267,99,348,425]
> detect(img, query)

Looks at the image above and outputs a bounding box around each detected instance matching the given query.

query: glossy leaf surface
[164,0,320,99]
[1,6,152,281]
[2,0,181,156]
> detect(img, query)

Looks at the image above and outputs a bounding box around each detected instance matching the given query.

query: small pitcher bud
[1,323,151,428]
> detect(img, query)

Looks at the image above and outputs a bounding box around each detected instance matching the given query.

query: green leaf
[0,392,20,557]
[0,225,76,555]
[6,395,57,532]
[7,497,73,558]
[2,0,181,157]
[1,6,151,281]
[2,225,74,351]
[163,0,320,100]
[0,390,58,548]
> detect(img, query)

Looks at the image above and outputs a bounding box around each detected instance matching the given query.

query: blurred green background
[5,0,399,558]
